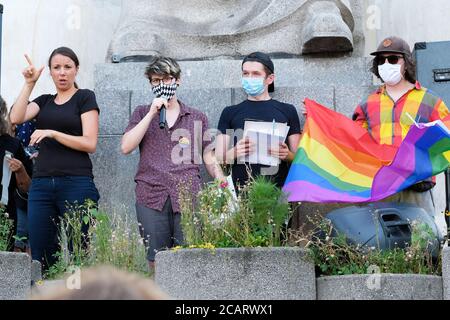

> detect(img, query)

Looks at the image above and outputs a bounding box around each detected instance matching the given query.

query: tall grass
[0,206,13,251]
[180,176,292,248]
[291,215,442,276]
[46,200,148,279]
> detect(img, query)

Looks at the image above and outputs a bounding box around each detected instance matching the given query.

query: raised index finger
[24,54,33,66]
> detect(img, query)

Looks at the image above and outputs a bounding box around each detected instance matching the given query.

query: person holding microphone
[121,56,224,271]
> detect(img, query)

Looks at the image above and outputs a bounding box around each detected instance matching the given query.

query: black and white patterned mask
[152,82,178,100]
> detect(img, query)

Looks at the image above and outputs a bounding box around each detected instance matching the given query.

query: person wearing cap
[215,52,301,188]
[353,36,449,220]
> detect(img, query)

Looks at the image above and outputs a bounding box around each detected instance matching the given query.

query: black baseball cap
[242,52,275,92]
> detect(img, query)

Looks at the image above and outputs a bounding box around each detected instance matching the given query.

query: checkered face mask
[152,81,178,100]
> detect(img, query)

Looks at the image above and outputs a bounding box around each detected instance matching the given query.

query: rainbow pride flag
[283,99,450,203]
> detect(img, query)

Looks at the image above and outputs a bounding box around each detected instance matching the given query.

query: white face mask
[378,63,403,86]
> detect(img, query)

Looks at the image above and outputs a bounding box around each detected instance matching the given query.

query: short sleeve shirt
[125,101,210,213]
[32,89,100,178]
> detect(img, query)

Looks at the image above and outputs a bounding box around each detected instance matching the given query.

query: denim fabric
[28,176,99,269]
[14,207,28,250]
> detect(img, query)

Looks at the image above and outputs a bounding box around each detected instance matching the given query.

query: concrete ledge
[317,274,443,300]
[155,247,316,300]
[0,252,31,300]
[443,245,450,300]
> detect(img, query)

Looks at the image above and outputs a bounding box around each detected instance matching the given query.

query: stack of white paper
[240,120,290,166]
[1,152,13,206]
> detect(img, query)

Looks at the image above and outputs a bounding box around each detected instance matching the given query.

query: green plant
[0,206,14,251]
[300,217,441,277]
[44,200,148,279]
[180,176,292,248]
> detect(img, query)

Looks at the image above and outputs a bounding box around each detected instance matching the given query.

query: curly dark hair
[371,52,416,84]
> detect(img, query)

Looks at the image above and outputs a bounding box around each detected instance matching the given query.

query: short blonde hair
[145,56,181,80]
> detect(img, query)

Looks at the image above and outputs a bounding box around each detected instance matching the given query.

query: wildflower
[172,246,183,252]
[220,181,229,189]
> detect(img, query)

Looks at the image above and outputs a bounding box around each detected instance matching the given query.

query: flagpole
[445,167,450,244]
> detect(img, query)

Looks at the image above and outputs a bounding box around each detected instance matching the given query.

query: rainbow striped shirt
[353,82,449,147]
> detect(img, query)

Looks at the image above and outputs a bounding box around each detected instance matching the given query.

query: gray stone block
[95,90,131,135]
[334,85,378,118]
[155,247,316,300]
[317,274,443,300]
[0,252,31,300]
[95,57,373,92]
[130,90,153,111]
[91,136,138,217]
[178,88,233,130]
[443,246,450,300]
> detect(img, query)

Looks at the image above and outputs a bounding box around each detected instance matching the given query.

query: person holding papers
[216,52,301,188]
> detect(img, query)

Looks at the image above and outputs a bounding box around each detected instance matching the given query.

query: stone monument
[108,0,359,61]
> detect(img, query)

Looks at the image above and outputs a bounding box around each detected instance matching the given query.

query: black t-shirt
[0,134,28,225]
[32,89,99,178]
[217,99,301,188]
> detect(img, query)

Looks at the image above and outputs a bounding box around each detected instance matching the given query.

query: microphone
[159,105,167,129]
[158,96,167,129]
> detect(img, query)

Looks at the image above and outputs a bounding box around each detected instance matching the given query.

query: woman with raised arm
[10,47,100,270]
